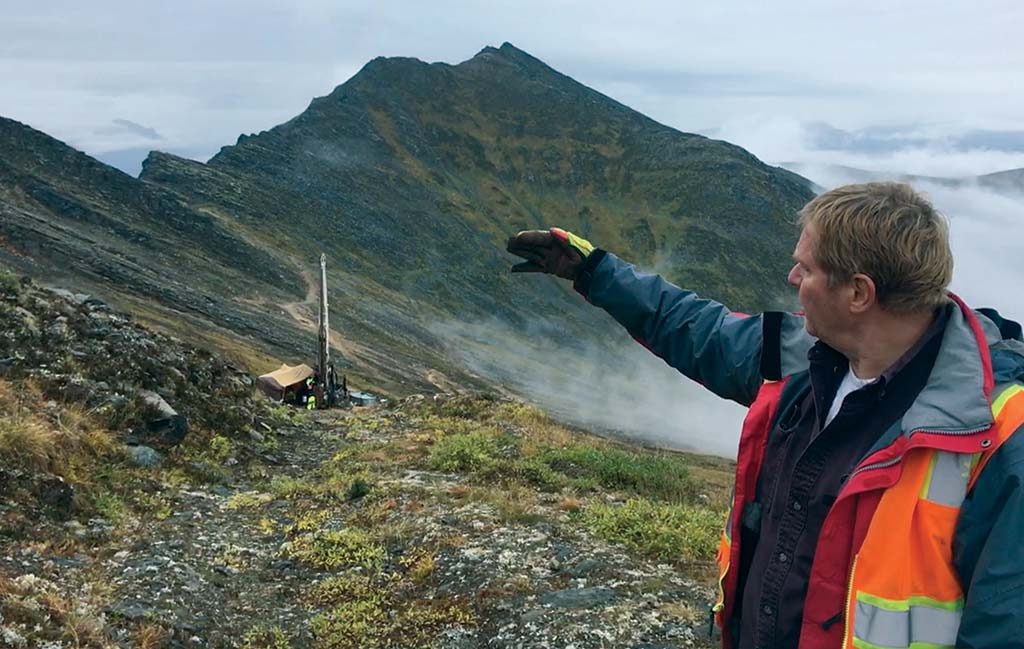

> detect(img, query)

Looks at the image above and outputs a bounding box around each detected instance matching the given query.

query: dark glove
[506,227,595,280]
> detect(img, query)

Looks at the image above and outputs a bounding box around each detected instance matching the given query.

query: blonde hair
[799,182,953,313]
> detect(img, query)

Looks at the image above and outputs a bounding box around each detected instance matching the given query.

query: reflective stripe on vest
[854,596,962,648]
[844,382,1024,649]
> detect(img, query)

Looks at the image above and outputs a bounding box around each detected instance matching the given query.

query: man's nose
[787,264,800,287]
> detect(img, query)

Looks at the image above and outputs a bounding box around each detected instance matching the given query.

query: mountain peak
[467,42,554,73]
[473,42,528,58]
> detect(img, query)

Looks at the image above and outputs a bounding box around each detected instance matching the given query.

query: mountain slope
[2,43,813,401]
[147,43,811,312]
[977,167,1024,194]
[0,117,318,364]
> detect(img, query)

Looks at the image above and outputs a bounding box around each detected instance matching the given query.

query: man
[507,182,1024,648]
[304,376,317,410]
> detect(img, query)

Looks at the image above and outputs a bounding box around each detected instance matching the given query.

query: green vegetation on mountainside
[238,394,731,648]
[0,268,728,646]
[1,43,812,396]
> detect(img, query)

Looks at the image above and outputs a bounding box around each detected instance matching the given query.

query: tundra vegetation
[0,268,729,647]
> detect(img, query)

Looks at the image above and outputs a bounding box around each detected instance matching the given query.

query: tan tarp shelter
[257,363,315,400]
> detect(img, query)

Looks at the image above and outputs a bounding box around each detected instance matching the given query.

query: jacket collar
[899,293,1000,437]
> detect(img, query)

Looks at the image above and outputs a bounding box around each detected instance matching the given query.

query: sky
[2,1,1022,454]
[3,1,1024,174]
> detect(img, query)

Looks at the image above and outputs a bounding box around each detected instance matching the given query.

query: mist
[431,308,750,459]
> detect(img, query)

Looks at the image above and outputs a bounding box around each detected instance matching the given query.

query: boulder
[139,390,188,445]
[126,445,163,468]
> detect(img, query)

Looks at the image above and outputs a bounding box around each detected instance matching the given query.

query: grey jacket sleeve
[576,251,767,406]
[953,426,1024,648]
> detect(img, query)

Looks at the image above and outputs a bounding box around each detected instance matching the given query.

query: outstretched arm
[506,229,813,406]
[575,250,766,406]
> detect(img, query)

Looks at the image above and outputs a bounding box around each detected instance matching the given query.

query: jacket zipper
[710,562,728,638]
[846,425,992,483]
[841,555,859,649]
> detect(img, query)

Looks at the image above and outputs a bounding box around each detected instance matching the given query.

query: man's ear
[849,273,876,314]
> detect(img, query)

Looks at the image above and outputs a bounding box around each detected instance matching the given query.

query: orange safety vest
[713,381,1024,648]
[841,381,1024,648]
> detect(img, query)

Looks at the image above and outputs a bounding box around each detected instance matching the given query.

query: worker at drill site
[507,182,1024,649]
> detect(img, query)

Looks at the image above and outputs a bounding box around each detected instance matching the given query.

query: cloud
[95,118,162,141]
[4,2,1024,163]
[713,117,1024,178]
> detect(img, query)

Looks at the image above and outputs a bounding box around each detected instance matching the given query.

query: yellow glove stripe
[550,227,594,258]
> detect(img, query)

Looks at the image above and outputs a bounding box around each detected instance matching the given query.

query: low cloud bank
[431,313,749,459]
[712,117,1024,178]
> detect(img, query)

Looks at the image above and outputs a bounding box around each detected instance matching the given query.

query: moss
[184,459,230,484]
[90,490,128,524]
[257,517,277,535]
[206,435,234,463]
[400,550,436,584]
[504,456,568,491]
[284,510,329,536]
[424,406,700,503]
[265,403,307,429]
[282,528,386,571]
[540,445,699,503]
[490,400,549,427]
[308,572,386,606]
[432,393,499,419]
[270,475,316,499]
[270,466,377,504]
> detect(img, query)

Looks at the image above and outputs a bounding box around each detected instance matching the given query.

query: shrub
[432,394,498,419]
[346,477,371,501]
[504,456,568,491]
[282,528,386,571]
[581,498,723,562]
[241,625,292,649]
[428,431,503,473]
[0,268,20,296]
[311,592,473,649]
[542,445,699,503]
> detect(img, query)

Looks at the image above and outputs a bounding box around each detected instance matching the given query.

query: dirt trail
[278,265,369,366]
[0,411,348,648]
[1,401,720,648]
[94,412,350,646]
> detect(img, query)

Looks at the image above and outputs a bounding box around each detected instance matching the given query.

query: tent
[257,363,315,402]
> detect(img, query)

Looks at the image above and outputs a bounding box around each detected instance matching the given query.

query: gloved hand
[506,227,595,280]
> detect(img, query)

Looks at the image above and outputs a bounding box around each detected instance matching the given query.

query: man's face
[787,224,849,341]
